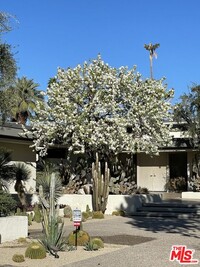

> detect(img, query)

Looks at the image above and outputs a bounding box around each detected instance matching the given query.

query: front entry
[169,152,187,190]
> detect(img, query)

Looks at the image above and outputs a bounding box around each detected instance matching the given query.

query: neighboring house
[0,123,197,193]
[0,123,36,193]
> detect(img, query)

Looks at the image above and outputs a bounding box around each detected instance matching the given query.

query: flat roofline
[0,123,32,140]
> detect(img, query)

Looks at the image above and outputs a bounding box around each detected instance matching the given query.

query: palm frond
[13,162,31,181]
[0,148,16,185]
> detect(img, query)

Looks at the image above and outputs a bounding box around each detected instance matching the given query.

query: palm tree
[0,148,32,209]
[13,162,31,208]
[8,76,44,124]
[0,147,15,190]
[144,43,160,79]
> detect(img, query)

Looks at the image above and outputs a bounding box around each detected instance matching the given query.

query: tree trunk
[14,180,27,208]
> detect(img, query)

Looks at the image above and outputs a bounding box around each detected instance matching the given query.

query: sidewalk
[59,215,200,267]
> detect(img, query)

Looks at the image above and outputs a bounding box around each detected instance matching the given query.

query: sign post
[72,208,82,249]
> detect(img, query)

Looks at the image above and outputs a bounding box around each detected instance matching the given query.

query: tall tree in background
[174,84,200,176]
[24,55,174,158]
[8,77,44,124]
[0,12,43,124]
[144,43,160,79]
[0,11,17,88]
[0,12,17,123]
[0,12,16,34]
[174,84,200,147]
[0,43,17,89]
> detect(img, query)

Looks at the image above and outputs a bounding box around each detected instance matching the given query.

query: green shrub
[25,242,46,259]
[17,237,29,244]
[165,177,187,192]
[67,230,90,246]
[91,237,104,248]
[92,211,104,219]
[63,205,72,218]
[112,210,125,216]
[0,190,17,216]
[82,211,90,221]
[12,254,25,262]
[84,241,98,251]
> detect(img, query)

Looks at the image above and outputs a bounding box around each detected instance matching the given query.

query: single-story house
[0,122,197,193]
[0,123,36,193]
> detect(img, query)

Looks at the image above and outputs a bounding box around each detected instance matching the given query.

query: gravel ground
[0,216,152,267]
[1,215,200,267]
[0,241,127,267]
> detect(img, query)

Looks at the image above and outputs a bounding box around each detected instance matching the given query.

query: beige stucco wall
[0,141,36,194]
[137,152,168,191]
[0,142,35,162]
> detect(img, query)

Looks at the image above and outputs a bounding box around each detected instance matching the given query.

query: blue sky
[1,0,200,102]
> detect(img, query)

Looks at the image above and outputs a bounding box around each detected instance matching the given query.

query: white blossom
[25,55,174,156]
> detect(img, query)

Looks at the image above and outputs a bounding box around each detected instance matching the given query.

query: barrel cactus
[92,211,104,219]
[25,242,46,259]
[67,230,90,246]
[112,210,125,216]
[12,254,25,262]
[91,237,104,248]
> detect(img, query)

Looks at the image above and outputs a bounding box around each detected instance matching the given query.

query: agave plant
[39,173,67,258]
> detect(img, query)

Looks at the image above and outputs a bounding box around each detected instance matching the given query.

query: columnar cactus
[92,153,110,213]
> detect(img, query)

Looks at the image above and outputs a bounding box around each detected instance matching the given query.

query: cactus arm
[39,185,49,240]
[92,154,110,213]
[102,165,110,213]
[49,173,56,223]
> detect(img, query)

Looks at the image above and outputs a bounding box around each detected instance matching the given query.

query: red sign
[74,221,81,227]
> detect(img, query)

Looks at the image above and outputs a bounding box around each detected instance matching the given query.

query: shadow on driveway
[126,216,200,238]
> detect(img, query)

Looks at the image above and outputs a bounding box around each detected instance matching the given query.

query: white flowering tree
[25,55,174,159]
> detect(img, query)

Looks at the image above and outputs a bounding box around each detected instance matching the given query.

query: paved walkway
[60,215,200,267]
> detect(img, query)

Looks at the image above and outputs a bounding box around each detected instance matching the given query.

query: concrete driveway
[61,215,200,267]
